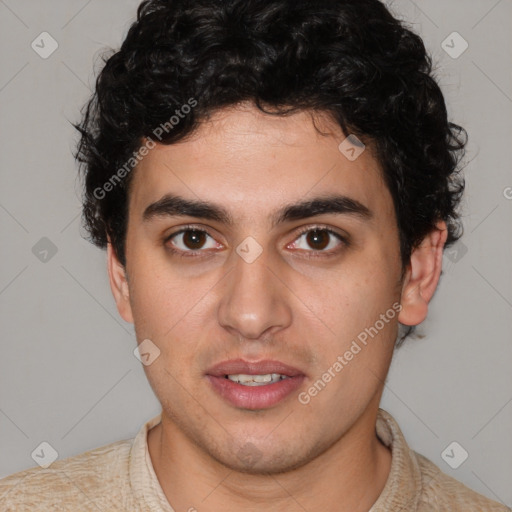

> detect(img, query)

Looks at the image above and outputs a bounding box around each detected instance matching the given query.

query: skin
[107,103,447,512]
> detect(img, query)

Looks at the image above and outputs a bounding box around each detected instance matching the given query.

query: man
[1,0,509,510]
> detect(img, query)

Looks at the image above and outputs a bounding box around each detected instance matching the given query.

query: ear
[107,239,134,324]
[398,220,448,326]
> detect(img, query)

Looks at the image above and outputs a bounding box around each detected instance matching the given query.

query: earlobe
[398,221,448,326]
[107,240,134,324]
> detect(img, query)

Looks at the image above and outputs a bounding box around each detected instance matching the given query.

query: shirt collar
[369,408,423,511]
[129,412,174,512]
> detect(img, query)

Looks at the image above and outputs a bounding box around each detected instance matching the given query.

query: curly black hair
[74,0,467,342]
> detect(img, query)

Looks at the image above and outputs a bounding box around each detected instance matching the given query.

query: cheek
[304,259,399,394]
[128,267,211,370]
[128,252,188,332]
[302,295,396,417]
[315,264,398,336]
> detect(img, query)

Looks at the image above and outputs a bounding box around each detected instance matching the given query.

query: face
[108,103,444,474]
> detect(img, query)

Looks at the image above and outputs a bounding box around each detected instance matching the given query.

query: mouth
[205,359,306,410]
[225,373,290,386]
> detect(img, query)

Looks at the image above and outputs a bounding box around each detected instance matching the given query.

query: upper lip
[206,359,304,377]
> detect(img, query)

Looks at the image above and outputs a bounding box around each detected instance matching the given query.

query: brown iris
[183,230,207,250]
[306,229,330,250]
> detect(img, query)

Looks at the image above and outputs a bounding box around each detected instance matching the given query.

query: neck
[148,401,391,512]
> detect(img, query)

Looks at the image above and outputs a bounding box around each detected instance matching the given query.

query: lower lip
[206,375,305,410]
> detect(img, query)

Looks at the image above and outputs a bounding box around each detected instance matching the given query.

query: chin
[205,436,326,476]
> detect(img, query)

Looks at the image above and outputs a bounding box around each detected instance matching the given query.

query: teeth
[227,373,289,386]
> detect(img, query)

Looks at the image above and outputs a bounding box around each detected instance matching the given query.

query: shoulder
[414,451,511,511]
[0,438,134,512]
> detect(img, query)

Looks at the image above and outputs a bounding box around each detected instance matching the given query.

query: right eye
[165,227,221,257]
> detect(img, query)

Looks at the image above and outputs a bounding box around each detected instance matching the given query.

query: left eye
[289,228,344,252]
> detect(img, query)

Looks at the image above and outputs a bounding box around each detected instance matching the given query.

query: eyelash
[164,224,348,259]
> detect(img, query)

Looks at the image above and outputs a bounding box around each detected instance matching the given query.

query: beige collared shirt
[1,409,509,511]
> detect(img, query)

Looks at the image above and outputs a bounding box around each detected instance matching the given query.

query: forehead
[128,104,394,225]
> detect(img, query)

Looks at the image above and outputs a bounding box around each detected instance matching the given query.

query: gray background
[0,0,511,507]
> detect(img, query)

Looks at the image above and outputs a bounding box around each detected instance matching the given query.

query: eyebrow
[142,193,373,227]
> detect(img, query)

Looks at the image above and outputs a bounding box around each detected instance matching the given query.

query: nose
[217,246,293,341]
